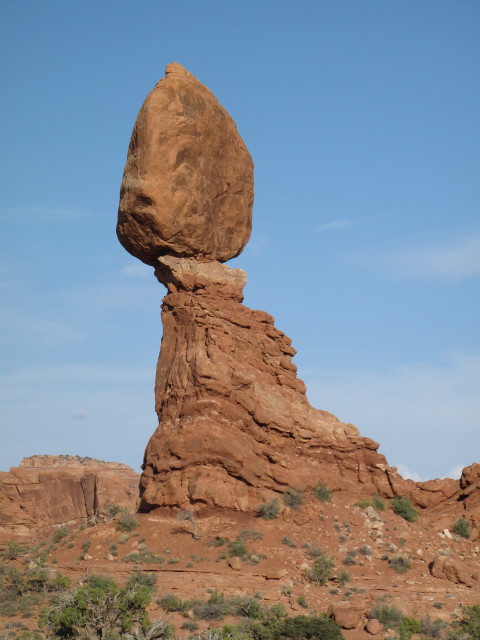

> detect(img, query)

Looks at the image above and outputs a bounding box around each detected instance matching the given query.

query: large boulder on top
[117,63,253,266]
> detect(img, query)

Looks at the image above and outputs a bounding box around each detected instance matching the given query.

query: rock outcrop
[117,63,253,266]
[116,64,479,521]
[0,456,138,532]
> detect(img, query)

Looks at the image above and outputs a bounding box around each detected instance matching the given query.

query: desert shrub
[118,534,129,544]
[420,616,446,638]
[193,591,230,620]
[158,594,188,613]
[355,498,372,509]
[307,551,335,585]
[41,574,170,639]
[259,499,280,520]
[2,541,27,561]
[391,496,417,522]
[372,495,386,511]
[297,595,308,608]
[448,605,480,640]
[283,488,305,510]
[51,528,69,544]
[105,503,122,518]
[81,540,91,552]
[210,536,226,547]
[337,571,350,587]
[388,553,411,574]
[238,529,263,543]
[127,571,157,589]
[167,557,180,564]
[369,604,404,626]
[264,614,343,640]
[124,550,164,564]
[313,483,332,502]
[342,550,357,566]
[229,540,248,558]
[359,545,373,556]
[452,516,471,539]
[116,509,139,532]
[181,620,199,631]
[281,536,297,548]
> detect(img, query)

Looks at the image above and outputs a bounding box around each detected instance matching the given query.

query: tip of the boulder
[165,62,191,77]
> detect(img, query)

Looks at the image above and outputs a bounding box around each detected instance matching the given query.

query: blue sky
[1,0,479,480]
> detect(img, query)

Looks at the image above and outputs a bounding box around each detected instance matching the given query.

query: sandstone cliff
[0,455,138,532]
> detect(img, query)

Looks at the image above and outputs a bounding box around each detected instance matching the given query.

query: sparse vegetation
[453,516,471,539]
[116,509,139,532]
[124,549,165,564]
[283,488,305,510]
[388,553,412,574]
[237,529,263,543]
[337,571,350,587]
[306,549,335,585]
[392,496,418,522]
[259,498,280,520]
[296,595,308,608]
[105,503,122,518]
[313,483,332,502]
[51,528,69,544]
[281,536,297,548]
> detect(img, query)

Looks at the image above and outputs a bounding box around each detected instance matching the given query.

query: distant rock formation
[117,64,479,526]
[0,456,138,532]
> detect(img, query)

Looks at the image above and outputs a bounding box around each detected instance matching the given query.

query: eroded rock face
[117,63,253,265]
[137,259,411,510]
[0,456,138,532]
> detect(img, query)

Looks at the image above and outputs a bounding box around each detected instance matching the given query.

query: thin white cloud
[360,231,480,282]
[445,464,465,480]
[121,262,153,279]
[393,463,424,482]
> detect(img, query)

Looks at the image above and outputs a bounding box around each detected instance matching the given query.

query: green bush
[391,496,417,522]
[372,495,386,511]
[449,605,480,640]
[337,571,350,587]
[313,483,332,502]
[388,553,411,574]
[51,528,69,544]
[307,551,335,585]
[229,540,249,558]
[238,529,263,542]
[158,594,188,613]
[259,498,280,520]
[116,509,139,532]
[127,572,157,589]
[105,503,122,518]
[123,549,164,564]
[41,574,170,639]
[370,604,404,626]
[452,516,471,539]
[283,488,305,510]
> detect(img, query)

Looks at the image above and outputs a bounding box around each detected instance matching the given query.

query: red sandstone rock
[429,555,478,586]
[117,63,253,266]
[0,455,138,531]
[365,619,382,635]
[328,601,364,629]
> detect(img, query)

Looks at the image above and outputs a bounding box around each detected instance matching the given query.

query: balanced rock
[117,63,253,265]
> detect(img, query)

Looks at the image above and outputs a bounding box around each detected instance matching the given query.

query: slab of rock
[429,555,478,586]
[117,63,253,266]
[365,619,382,635]
[328,601,364,629]
[0,456,138,532]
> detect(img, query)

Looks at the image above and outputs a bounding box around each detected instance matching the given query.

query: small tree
[177,510,199,539]
[41,575,171,639]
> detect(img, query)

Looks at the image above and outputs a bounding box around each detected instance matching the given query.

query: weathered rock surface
[139,257,477,514]
[429,555,478,586]
[0,456,138,532]
[328,601,364,629]
[117,63,253,266]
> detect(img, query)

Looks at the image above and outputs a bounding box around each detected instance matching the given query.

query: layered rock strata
[0,456,138,532]
[139,257,478,520]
